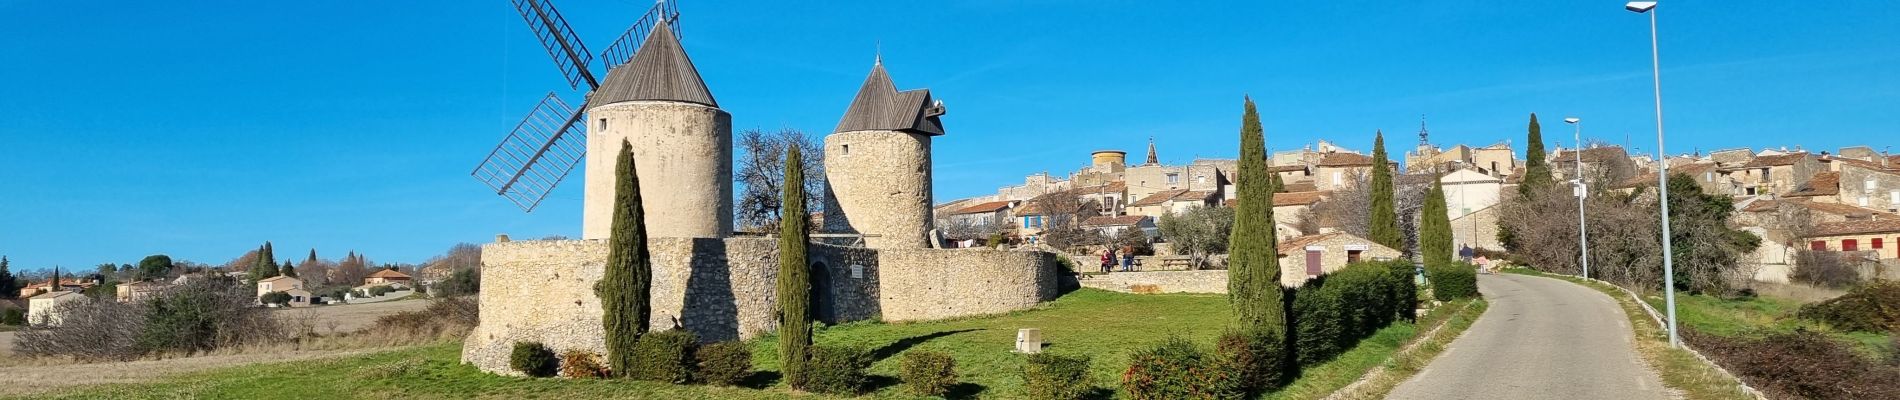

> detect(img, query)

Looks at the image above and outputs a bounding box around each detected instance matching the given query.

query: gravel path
[1387,273,1668,400]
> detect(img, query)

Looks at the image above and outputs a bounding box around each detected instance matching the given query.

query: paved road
[1388,273,1667,400]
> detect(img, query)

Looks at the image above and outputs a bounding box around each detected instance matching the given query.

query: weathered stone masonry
[462,238,1055,374]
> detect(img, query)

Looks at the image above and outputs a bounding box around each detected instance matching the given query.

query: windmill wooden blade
[599,0,680,68]
[512,0,599,89]
[472,92,588,212]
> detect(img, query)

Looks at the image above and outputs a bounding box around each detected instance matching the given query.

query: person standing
[1119,244,1137,272]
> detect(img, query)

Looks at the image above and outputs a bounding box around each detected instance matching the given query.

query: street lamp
[1565,117,1590,281]
[1627,0,1680,348]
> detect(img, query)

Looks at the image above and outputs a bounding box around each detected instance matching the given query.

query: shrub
[1798,280,1900,334]
[1216,328,1286,394]
[1290,261,1416,367]
[509,342,557,377]
[802,345,872,395]
[1291,275,1344,366]
[136,276,285,356]
[1122,337,1242,400]
[366,297,479,340]
[1023,353,1093,400]
[900,350,958,397]
[559,350,609,379]
[695,341,752,386]
[2,308,24,325]
[627,329,697,383]
[259,291,292,306]
[435,268,480,297]
[1791,250,1863,289]
[1427,263,1478,301]
[1688,329,1900,399]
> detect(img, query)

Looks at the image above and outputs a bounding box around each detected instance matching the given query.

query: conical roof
[587,20,717,109]
[834,61,944,135]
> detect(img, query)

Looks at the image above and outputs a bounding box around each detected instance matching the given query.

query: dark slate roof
[834,62,945,135]
[587,20,717,108]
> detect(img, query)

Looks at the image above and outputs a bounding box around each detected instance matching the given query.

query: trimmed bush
[4,308,27,325]
[559,350,608,379]
[1798,280,1900,334]
[1122,337,1242,400]
[1023,353,1093,400]
[695,341,753,386]
[1216,328,1286,394]
[1427,263,1478,301]
[1291,261,1417,366]
[900,350,958,397]
[509,342,557,377]
[803,345,872,395]
[627,329,697,383]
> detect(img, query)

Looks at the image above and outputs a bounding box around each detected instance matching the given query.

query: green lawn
[25,289,1458,399]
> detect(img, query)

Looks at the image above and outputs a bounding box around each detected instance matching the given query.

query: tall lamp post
[1565,117,1590,281]
[1627,0,1679,348]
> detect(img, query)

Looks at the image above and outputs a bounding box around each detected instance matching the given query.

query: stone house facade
[1834,162,1900,213]
[1719,152,1822,197]
[1275,232,1402,287]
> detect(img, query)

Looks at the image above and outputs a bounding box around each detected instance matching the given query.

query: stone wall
[876,248,1058,321]
[1079,270,1227,294]
[582,101,733,240]
[463,238,1054,374]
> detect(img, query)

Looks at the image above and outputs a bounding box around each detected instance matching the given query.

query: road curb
[1323,299,1480,400]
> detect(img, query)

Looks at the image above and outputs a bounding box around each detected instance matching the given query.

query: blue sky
[2,1,1895,270]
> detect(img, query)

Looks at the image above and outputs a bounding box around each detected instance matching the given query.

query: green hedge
[899,350,957,397]
[803,345,871,395]
[695,341,752,386]
[1291,261,1417,366]
[1121,337,1243,399]
[509,341,557,377]
[1427,263,1479,301]
[1022,353,1093,400]
[1215,328,1285,394]
[627,329,698,383]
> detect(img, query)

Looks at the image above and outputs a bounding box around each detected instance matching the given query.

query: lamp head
[1626,1,1657,13]
[1564,117,1581,124]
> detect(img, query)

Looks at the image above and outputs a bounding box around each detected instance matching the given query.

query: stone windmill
[475,0,729,236]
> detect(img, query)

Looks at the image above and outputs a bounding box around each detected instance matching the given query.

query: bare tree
[1026,191,1100,251]
[735,128,825,233]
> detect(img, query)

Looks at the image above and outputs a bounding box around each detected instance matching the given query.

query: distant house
[945,200,1018,230]
[115,281,167,303]
[1314,152,1375,191]
[1275,232,1402,288]
[1080,215,1157,239]
[364,269,414,286]
[1441,169,1504,250]
[256,276,311,307]
[1127,189,1217,218]
[17,278,95,299]
[27,290,87,326]
[1719,152,1823,197]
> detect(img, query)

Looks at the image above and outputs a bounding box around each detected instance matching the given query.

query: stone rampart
[462,238,1052,374]
[1078,270,1229,294]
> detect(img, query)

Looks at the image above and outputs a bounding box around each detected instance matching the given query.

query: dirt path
[0,300,431,393]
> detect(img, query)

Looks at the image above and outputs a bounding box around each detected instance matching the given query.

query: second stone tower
[823,60,946,249]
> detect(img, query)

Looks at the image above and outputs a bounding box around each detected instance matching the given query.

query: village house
[942,200,1017,230]
[1440,169,1505,250]
[17,278,94,299]
[1314,152,1375,191]
[1830,160,1900,213]
[1276,232,1401,287]
[1549,146,1632,183]
[364,269,413,286]
[1080,215,1157,239]
[1071,181,1129,216]
[1127,189,1217,218]
[115,281,166,303]
[27,290,86,326]
[256,275,311,307]
[1719,152,1823,197]
[1613,162,1728,195]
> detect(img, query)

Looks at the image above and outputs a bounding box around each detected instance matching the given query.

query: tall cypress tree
[1420,179,1454,268]
[0,256,17,299]
[1519,113,1552,196]
[51,266,62,291]
[1367,131,1402,249]
[1228,97,1283,332]
[599,140,653,377]
[282,260,298,278]
[252,242,279,280]
[777,144,815,388]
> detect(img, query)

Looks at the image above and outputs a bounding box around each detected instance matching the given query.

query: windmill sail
[512,0,598,89]
[599,0,681,68]
[472,93,587,212]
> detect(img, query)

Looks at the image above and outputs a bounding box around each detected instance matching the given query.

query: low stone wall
[1079,270,1228,294]
[877,248,1058,321]
[463,238,1054,374]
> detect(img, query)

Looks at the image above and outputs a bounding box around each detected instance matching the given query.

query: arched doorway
[810,261,837,324]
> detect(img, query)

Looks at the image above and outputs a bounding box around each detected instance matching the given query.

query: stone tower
[822,59,945,249]
[581,20,733,240]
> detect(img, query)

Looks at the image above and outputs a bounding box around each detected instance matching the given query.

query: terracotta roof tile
[1273,191,1327,206]
[1616,162,1718,189]
[1275,232,1348,256]
[1742,199,1897,219]
[1784,172,1840,197]
[1283,181,1318,193]
[366,269,412,279]
[950,200,1014,215]
[1316,152,1373,167]
[1130,189,1189,207]
[1735,152,1813,169]
[1268,165,1307,173]
[1809,219,1900,237]
[1552,147,1629,164]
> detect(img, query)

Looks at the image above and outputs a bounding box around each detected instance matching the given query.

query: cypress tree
[51,266,62,291]
[1420,179,1454,268]
[1267,172,1286,194]
[599,140,653,377]
[777,144,815,388]
[1367,131,1402,249]
[1228,97,1284,332]
[1520,113,1552,196]
[253,242,279,280]
[282,260,298,278]
[0,256,16,299]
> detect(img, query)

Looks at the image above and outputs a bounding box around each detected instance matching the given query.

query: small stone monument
[1015,328,1042,354]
